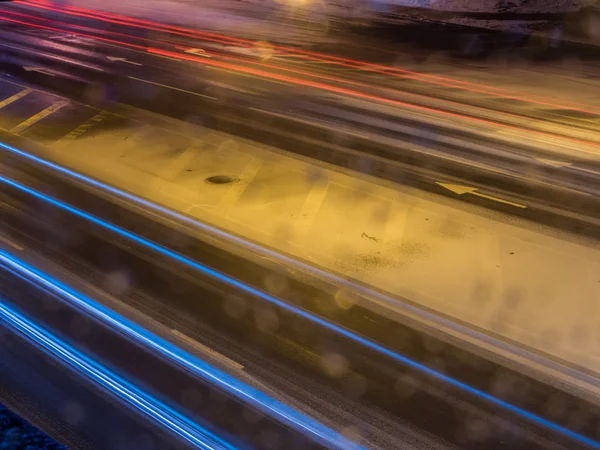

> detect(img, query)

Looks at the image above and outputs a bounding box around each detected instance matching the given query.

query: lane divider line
[1,171,598,448]
[1,141,597,396]
[19,0,600,113]
[0,295,235,450]
[3,10,598,148]
[0,245,359,449]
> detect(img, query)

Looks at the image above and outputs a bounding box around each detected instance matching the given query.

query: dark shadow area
[0,403,65,450]
[335,8,600,63]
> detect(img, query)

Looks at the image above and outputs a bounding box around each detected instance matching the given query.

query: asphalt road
[0,144,451,450]
[2,131,599,449]
[0,303,191,450]
[0,1,598,236]
[0,3,599,449]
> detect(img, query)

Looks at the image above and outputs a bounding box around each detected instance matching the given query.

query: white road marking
[23,67,56,76]
[128,76,215,99]
[535,158,573,168]
[184,48,212,58]
[107,56,142,66]
[572,165,600,176]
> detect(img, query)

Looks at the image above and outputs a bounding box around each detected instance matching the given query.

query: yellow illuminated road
[2,85,594,374]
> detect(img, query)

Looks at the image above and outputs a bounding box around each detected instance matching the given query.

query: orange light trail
[18,0,600,113]
[149,48,600,149]
[0,14,148,50]
[0,8,176,47]
[2,10,599,149]
[0,9,415,99]
[17,1,249,48]
[2,6,566,130]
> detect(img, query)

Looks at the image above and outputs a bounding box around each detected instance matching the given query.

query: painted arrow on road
[535,157,600,176]
[23,66,56,76]
[107,56,142,65]
[183,48,212,57]
[436,183,527,209]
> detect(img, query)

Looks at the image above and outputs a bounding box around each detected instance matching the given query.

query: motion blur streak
[0,9,169,46]
[17,0,598,112]
[0,248,360,450]
[0,141,589,385]
[1,175,599,449]
[3,12,598,148]
[17,0,599,112]
[0,9,392,93]
[0,8,454,103]
[150,48,600,149]
[0,296,235,450]
[6,6,549,124]
[7,3,243,49]
[0,15,148,50]
[3,7,515,119]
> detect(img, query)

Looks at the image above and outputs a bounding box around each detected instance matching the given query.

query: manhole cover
[206,175,239,184]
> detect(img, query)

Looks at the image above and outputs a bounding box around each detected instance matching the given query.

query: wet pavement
[1,77,598,375]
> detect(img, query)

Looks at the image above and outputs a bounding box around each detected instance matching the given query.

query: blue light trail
[1,144,598,448]
[0,297,235,450]
[1,140,588,386]
[0,246,361,450]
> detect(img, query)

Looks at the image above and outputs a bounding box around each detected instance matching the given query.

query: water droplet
[223,296,247,319]
[61,401,85,426]
[321,352,349,378]
[105,271,130,295]
[254,306,280,333]
[334,289,357,310]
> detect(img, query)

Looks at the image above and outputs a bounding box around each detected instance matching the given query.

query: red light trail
[1,8,599,150]
[17,0,600,113]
